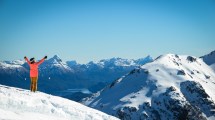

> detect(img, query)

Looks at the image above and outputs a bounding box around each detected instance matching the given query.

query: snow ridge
[83,54,215,120]
[0,85,119,120]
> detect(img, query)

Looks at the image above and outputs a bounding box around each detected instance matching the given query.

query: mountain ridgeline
[201,50,215,72]
[1,50,215,119]
[0,55,153,96]
[83,54,215,120]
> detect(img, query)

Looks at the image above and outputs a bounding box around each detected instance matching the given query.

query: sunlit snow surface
[84,54,215,120]
[0,85,119,120]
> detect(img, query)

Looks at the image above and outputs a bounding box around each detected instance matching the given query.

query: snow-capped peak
[66,60,78,66]
[200,50,215,72]
[53,54,61,60]
[97,56,153,67]
[135,55,153,65]
[47,55,63,64]
[4,60,25,65]
[83,54,215,120]
[0,60,25,69]
[0,85,119,120]
[200,50,215,65]
[42,55,73,72]
[98,57,133,66]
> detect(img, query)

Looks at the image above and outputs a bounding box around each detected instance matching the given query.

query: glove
[44,56,47,59]
[24,56,27,59]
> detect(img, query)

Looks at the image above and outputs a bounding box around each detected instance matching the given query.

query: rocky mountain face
[83,54,215,120]
[201,50,215,71]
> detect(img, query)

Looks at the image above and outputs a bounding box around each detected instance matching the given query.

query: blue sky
[0,0,215,63]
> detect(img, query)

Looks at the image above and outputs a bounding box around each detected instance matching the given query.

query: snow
[4,60,25,65]
[208,116,215,120]
[43,55,73,71]
[147,54,215,100]
[0,61,23,69]
[83,54,215,119]
[97,56,153,67]
[0,60,25,70]
[120,87,151,108]
[0,85,119,120]
[211,63,215,71]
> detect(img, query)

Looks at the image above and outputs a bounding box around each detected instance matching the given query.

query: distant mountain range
[0,55,153,100]
[83,52,215,120]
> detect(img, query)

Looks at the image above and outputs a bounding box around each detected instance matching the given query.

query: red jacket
[25,58,45,77]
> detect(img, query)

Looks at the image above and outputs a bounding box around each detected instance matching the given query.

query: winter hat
[30,58,35,62]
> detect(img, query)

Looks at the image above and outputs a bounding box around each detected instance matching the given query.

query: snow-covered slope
[0,85,119,120]
[201,50,215,71]
[83,54,215,120]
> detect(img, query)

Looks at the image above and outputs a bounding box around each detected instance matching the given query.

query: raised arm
[36,56,47,65]
[24,56,31,65]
